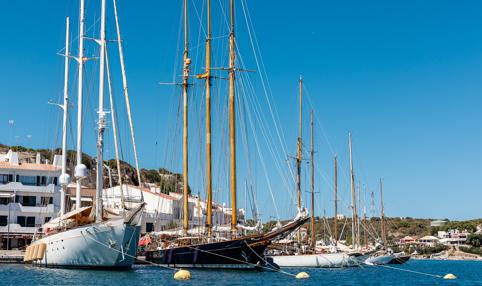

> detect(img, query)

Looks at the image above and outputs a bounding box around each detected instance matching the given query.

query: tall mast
[296,76,303,243]
[95,0,107,222]
[74,0,86,210]
[229,0,237,238]
[112,0,143,196]
[104,47,124,207]
[205,0,213,237]
[310,110,315,248]
[182,0,191,237]
[333,156,338,244]
[59,17,71,216]
[363,184,368,249]
[357,179,361,248]
[349,132,358,249]
[380,178,387,244]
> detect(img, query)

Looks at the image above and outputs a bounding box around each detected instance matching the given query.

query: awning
[0,192,14,198]
[69,197,93,202]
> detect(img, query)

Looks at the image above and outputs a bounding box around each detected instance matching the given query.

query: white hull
[270,253,359,268]
[32,218,141,269]
[364,254,394,265]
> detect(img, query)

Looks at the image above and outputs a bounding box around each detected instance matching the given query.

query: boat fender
[24,245,32,262]
[32,244,41,261]
[443,274,457,280]
[174,269,191,280]
[295,272,310,279]
[36,243,47,260]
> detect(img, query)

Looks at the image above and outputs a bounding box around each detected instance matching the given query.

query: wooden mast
[364,185,368,249]
[333,156,338,244]
[182,0,191,236]
[205,0,213,238]
[349,133,358,249]
[310,110,315,248]
[357,179,361,248]
[296,76,303,243]
[380,178,387,244]
[229,0,237,238]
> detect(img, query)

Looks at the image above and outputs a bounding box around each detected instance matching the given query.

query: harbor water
[1,260,482,285]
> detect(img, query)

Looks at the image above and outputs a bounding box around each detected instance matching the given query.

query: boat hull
[32,218,141,270]
[365,254,394,265]
[270,253,359,268]
[145,238,269,269]
[388,254,410,264]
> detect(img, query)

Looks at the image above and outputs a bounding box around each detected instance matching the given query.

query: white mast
[112,0,143,196]
[74,0,87,210]
[95,0,107,222]
[58,17,71,216]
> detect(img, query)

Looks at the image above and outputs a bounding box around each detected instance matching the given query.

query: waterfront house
[399,235,417,245]
[417,235,440,247]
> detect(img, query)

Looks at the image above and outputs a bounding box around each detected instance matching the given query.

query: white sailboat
[23,0,144,269]
[270,80,360,268]
[364,179,410,265]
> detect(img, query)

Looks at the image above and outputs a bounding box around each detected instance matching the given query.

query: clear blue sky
[1,0,481,221]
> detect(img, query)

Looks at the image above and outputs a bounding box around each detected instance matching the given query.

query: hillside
[0,144,188,194]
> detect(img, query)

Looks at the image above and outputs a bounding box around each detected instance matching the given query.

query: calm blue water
[1,260,482,285]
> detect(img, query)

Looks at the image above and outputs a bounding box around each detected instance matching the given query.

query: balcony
[0,202,55,214]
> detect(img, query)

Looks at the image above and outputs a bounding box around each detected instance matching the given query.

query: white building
[0,150,61,250]
[103,185,245,234]
[437,229,470,245]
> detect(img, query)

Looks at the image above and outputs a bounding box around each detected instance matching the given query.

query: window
[17,216,26,227]
[0,197,11,205]
[46,177,58,185]
[146,222,154,233]
[41,197,53,205]
[26,217,35,227]
[0,216,7,226]
[18,176,37,186]
[17,216,36,227]
[18,196,36,207]
[0,174,10,184]
[44,217,51,223]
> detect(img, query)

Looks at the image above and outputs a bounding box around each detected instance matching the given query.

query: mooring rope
[374,264,443,279]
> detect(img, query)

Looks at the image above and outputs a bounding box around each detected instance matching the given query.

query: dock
[0,250,24,264]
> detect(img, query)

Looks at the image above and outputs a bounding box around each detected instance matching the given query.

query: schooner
[144,0,308,269]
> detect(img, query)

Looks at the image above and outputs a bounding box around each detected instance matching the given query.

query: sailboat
[23,0,144,269]
[269,81,361,268]
[144,0,308,269]
[364,179,410,265]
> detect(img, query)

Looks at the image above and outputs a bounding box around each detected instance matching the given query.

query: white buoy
[296,272,310,279]
[443,273,457,280]
[174,269,191,280]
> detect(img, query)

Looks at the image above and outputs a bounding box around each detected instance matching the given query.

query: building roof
[418,235,439,241]
[143,188,178,200]
[0,161,61,172]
